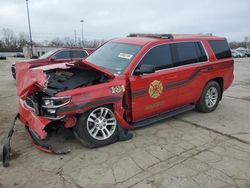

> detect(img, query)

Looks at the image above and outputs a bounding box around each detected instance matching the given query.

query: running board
[132,105,195,128]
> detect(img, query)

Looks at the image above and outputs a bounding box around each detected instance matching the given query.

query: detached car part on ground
[2,33,234,167]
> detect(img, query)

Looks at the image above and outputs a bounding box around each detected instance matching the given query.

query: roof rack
[127,33,174,39]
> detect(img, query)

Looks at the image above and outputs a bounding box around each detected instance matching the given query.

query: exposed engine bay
[22,63,110,120]
[44,66,107,96]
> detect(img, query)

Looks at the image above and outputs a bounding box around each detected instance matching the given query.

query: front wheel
[73,106,118,148]
[196,81,221,113]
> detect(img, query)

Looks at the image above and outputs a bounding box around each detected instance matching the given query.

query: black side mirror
[134,64,156,75]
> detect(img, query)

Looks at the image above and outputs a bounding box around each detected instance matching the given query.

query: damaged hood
[78,59,114,78]
[16,60,114,100]
[16,62,47,100]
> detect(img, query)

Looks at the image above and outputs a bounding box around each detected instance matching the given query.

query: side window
[208,40,232,59]
[139,44,172,71]
[195,42,208,62]
[172,42,199,66]
[54,51,70,59]
[71,50,88,58]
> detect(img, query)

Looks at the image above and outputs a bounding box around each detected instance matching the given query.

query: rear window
[71,50,88,58]
[208,40,232,59]
[54,51,71,59]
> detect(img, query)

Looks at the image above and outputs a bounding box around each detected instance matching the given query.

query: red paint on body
[15,34,234,140]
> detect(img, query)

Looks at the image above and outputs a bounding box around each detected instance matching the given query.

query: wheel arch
[203,77,224,100]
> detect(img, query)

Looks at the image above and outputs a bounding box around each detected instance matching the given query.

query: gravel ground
[0,57,250,188]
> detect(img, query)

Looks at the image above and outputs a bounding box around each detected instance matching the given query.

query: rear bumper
[19,99,50,139]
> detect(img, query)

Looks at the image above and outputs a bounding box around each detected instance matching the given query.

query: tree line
[0,28,249,52]
[0,28,105,52]
[229,37,249,49]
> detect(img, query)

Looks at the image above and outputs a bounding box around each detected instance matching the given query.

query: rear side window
[139,44,172,70]
[71,50,88,58]
[171,42,207,67]
[208,40,232,59]
[54,51,71,59]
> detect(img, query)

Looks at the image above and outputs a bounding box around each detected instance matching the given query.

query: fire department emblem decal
[148,80,163,99]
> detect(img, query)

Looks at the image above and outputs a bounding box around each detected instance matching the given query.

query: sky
[0,0,249,42]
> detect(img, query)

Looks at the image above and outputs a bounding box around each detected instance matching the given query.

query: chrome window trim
[84,50,90,56]
[200,40,209,61]
[131,40,209,76]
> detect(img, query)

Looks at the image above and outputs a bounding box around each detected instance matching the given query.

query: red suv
[3,34,234,165]
[11,47,95,79]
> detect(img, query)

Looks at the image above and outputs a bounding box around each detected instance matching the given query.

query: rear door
[129,44,180,121]
[170,41,209,106]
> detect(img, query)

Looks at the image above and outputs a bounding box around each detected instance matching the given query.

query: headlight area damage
[2,60,132,167]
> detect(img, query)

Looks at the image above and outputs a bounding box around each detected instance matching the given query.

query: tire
[196,81,221,113]
[73,106,118,148]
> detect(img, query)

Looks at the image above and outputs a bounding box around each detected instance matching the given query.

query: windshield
[86,42,142,74]
[38,49,58,59]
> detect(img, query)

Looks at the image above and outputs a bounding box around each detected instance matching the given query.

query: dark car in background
[11,47,95,79]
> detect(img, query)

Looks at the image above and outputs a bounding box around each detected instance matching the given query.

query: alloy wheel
[87,107,116,140]
[205,86,218,108]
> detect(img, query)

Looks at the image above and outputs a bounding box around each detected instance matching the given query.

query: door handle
[200,67,213,72]
[166,75,177,80]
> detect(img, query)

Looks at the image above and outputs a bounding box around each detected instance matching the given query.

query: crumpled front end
[15,61,110,138]
[2,60,133,167]
[18,99,50,139]
[14,59,131,136]
[15,62,62,139]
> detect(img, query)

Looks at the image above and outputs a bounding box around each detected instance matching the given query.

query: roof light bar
[127,33,174,39]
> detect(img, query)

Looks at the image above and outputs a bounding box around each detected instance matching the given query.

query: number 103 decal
[111,85,125,94]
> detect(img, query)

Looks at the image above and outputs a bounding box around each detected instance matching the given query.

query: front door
[129,43,179,122]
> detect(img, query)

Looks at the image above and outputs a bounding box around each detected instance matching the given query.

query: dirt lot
[0,58,250,188]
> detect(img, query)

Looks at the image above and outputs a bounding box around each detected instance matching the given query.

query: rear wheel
[196,81,221,113]
[73,106,118,148]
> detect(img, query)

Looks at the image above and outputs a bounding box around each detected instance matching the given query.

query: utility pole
[74,30,77,46]
[25,0,33,58]
[80,20,84,47]
[244,37,249,49]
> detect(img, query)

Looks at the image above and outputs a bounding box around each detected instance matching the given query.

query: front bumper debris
[19,99,50,139]
[26,126,70,155]
[2,114,70,168]
[2,114,19,167]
